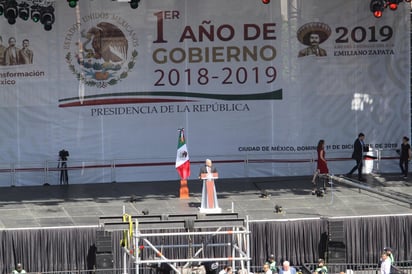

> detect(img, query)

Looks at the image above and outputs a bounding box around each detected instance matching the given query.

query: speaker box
[96,253,113,269]
[328,241,345,249]
[96,231,112,253]
[327,241,346,263]
[327,250,346,260]
[328,220,344,242]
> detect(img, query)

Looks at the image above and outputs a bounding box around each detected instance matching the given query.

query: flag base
[179,179,189,199]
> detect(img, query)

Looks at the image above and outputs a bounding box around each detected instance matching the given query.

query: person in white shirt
[266,254,277,273]
[278,261,297,274]
[384,247,395,265]
[380,252,391,274]
[12,263,26,274]
[263,263,272,274]
[219,265,232,274]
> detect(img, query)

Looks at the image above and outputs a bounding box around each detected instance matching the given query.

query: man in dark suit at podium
[199,159,217,178]
[198,159,221,212]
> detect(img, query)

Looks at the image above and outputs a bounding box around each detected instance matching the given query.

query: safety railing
[301,262,412,274]
[0,149,401,187]
[9,261,412,274]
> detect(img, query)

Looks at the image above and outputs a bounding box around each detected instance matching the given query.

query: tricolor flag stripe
[176,129,191,179]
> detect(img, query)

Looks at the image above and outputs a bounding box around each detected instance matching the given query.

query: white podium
[199,172,221,213]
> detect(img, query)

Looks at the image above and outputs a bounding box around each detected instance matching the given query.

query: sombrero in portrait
[297,22,331,45]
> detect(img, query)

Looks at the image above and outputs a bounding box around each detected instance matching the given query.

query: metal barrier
[302,262,412,274]
[0,152,316,187]
[0,149,401,187]
[11,261,412,274]
[330,175,412,208]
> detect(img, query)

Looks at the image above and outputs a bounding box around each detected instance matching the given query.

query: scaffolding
[99,209,251,274]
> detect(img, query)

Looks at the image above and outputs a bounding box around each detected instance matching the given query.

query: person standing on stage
[198,159,220,211]
[199,158,217,178]
[58,149,69,185]
[399,136,411,179]
[311,139,329,194]
[347,133,369,181]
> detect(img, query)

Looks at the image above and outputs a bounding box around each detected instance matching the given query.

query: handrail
[12,261,412,274]
[0,152,315,186]
[0,149,402,187]
[330,175,412,209]
[303,262,412,274]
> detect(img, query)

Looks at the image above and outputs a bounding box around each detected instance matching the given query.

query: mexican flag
[175,129,191,179]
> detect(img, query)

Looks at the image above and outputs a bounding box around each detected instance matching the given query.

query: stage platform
[0,173,411,229]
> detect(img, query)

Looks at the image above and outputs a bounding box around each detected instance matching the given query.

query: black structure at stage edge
[327,220,346,273]
[95,230,113,273]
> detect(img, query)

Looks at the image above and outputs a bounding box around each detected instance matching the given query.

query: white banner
[0,0,409,185]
